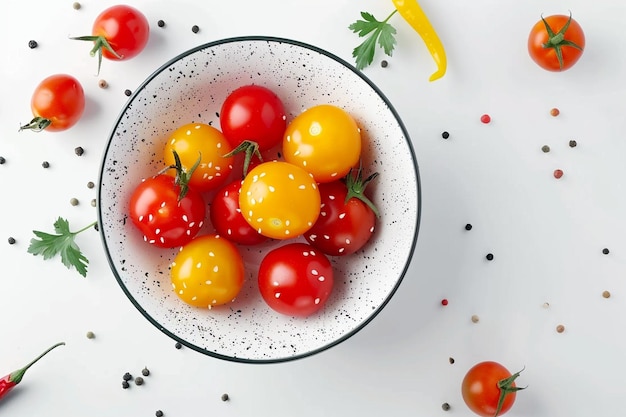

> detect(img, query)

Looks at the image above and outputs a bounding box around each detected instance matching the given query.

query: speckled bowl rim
[97,35,422,364]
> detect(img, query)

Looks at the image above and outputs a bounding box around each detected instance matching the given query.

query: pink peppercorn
[441,299,449,306]
[554,169,563,179]
[480,114,491,124]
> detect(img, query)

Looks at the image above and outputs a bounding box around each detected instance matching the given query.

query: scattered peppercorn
[8,237,16,245]
[541,145,550,153]
[74,146,84,156]
[221,393,230,402]
[441,131,449,139]
[98,79,108,89]
[556,324,565,333]
[134,376,144,386]
[124,89,132,96]
[72,2,81,10]
[441,299,448,306]
[448,357,455,364]
[142,367,150,376]
[157,20,165,28]
[471,315,480,323]
[486,253,494,261]
[464,223,472,231]
[602,290,611,299]
[602,248,610,255]
[70,198,79,206]
[42,161,50,168]
[87,181,95,189]
[442,402,451,411]
[569,140,577,148]
[175,342,182,349]
[0,156,6,164]
[94,223,99,232]
[553,169,563,179]
[550,108,560,117]
[86,331,95,339]
[155,411,164,417]
[191,25,200,33]
[381,60,388,68]
[122,381,130,389]
[28,40,38,49]
[480,114,491,124]
[123,372,132,381]
[91,199,97,207]
[543,302,550,308]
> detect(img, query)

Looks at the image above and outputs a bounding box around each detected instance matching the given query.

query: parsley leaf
[28,217,97,278]
[349,10,398,70]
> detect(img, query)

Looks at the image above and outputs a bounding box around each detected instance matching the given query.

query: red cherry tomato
[258,243,334,317]
[129,174,206,248]
[220,85,287,151]
[528,13,585,72]
[304,169,378,256]
[461,361,525,417]
[209,180,269,245]
[20,74,85,132]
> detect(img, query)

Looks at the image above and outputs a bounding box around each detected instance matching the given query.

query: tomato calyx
[222,140,263,177]
[540,12,583,70]
[344,162,380,218]
[158,150,201,200]
[71,35,123,75]
[19,116,52,132]
[494,367,526,417]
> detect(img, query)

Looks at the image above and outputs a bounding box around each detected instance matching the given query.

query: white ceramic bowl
[98,36,421,363]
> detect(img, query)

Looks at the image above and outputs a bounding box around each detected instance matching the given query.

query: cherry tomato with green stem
[258,242,334,317]
[210,180,269,245]
[170,234,245,308]
[528,13,585,72]
[19,74,85,132]
[461,361,526,417]
[221,85,287,176]
[129,152,206,248]
[71,4,150,74]
[304,165,379,256]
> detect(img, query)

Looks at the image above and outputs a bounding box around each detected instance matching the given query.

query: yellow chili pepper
[391,0,447,81]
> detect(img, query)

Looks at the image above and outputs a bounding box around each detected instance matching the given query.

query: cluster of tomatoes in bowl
[127,84,379,317]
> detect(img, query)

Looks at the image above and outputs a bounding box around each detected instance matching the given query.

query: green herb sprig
[349,10,398,70]
[27,217,97,278]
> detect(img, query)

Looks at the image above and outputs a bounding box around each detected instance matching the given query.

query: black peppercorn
[157,20,165,28]
[123,372,132,381]
[442,402,451,411]
[75,146,84,156]
[134,376,144,386]
[0,156,6,164]
[191,25,200,33]
[221,393,230,401]
[380,60,388,68]
[465,223,472,231]
[602,248,610,255]
[541,145,550,153]
[122,381,130,389]
[42,161,50,168]
[142,367,150,376]
[28,40,38,49]
[569,140,577,148]
[448,357,455,364]
[441,131,450,139]
[175,342,182,349]
[87,181,95,189]
[124,89,132,96]
[155,411,164,417]
[8,237,16,245]
[486,253,494,261]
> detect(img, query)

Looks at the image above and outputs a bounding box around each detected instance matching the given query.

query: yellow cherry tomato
[239,161,321,239]
[170,234,245,308]
[283,104,362,183]
[163,122,234,192]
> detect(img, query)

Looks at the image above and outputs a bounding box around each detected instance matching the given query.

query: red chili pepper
[0,342,65,401]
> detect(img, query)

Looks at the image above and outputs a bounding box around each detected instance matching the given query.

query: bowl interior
[98,36,420,363]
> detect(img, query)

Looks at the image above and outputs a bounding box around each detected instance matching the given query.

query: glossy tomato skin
[239,161,321,240]
[163,123,234,192]
[93,5,150,60]
[283,104,361,183]
[210,180,269,245]
[30,74,85,132]
[258,243,334,317]
[129,175,206,248]
[304,180,376,256]
[461,361,517,417]
[171,234,245,308]
[528,14,585,72]
[220,85,287,150]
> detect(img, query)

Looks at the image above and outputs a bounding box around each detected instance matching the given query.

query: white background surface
[1,0,625,416]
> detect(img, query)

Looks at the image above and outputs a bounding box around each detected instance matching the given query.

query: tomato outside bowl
[97,36,421,363]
